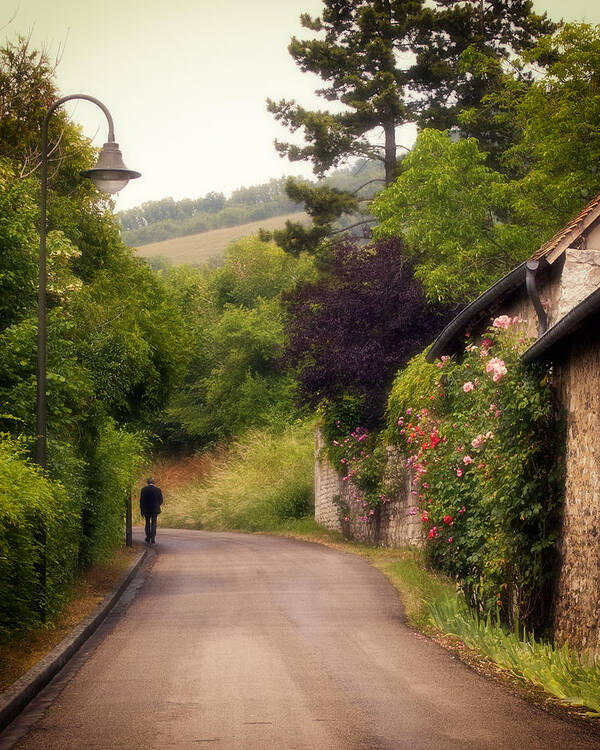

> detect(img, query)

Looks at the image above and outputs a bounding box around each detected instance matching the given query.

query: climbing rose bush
[321,411,391,521]
[387,318,562,630]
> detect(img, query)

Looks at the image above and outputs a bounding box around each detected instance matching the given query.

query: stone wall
[552,320,600,655]
[314,429,423,548]
[314,429,344,532]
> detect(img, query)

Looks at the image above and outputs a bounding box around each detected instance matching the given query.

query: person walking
[140,477,163,544]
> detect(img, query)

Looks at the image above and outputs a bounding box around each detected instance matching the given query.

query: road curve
[3,529,599,750]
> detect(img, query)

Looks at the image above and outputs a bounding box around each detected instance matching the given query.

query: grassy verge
[428,597,600,716]
[160,422,314,532]
[0,544,141,692]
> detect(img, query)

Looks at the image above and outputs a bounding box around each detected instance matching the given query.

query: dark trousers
[144,513,158,542]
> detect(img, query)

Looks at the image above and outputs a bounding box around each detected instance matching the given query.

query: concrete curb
[0,546,150,733]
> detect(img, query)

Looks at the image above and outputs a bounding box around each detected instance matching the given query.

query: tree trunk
[383,120,396,186]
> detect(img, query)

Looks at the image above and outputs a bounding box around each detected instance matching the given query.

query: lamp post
[36,94,140,468]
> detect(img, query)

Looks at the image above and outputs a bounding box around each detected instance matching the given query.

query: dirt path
[3,529,599,750]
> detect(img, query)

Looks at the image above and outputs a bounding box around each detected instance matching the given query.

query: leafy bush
[283,237,452,428]
[81,421,149,566]
[0,436,79,640]
[163,239,316,446]
[388,317,561,630]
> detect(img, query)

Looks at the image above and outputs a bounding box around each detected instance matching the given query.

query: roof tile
[530,192,600,261]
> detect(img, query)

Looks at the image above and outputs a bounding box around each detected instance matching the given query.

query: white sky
[4,0,600,210]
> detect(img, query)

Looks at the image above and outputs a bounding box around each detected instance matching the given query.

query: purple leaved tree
[283,238,455,427]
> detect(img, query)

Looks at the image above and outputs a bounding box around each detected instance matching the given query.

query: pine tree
[268,0,421,187]
[266,1,423,252]
[409,0,555,161]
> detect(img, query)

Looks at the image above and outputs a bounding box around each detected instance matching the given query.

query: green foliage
[266,0,415,252]
[210,237,317,309]
[163,238,316,446]
[70,253,189,427]
[267,2,417,181]
[498,24,600,232]
[0,436,80,640]
[385,349,440,439]
[0,37,57,165]
[0,36,177,640]
[409,0,555,162]
[0,161,38,329]
[80,421,148,566]
[261,177,361,256]
[429,596,600,715]
[372,129,534,304]
[160,422,315,532]
[372,24,600,305]
[388,319,561,629]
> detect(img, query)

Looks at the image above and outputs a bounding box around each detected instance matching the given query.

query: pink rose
[492,315,511,329]
[486,357,507,382]
[463,455,473,464]
[463,381,474,392]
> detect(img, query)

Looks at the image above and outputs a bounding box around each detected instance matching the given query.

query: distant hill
[119,161,385,248]
[133,211,310,265]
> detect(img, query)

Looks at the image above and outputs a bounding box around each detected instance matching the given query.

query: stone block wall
[553,323,600,656]
[314,429,423,548]
[314,429,344,532]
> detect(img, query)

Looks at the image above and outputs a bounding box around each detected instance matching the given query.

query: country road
[2,529,599,750]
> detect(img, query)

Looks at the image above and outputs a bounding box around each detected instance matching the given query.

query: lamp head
[80,141,141,194]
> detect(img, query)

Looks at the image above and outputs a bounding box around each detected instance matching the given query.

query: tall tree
[268,1,421,186]
[409,0,555,161]
[267,1,422,251]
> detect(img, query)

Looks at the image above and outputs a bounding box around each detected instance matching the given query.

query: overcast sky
[4,0,600,211]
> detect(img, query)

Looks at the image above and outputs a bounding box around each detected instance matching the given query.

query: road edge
[0,546,149,733]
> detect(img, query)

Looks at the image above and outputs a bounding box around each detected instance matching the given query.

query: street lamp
[37,94,140,467]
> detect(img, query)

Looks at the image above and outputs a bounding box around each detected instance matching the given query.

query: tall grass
[429,596,600,715]
[160,421,315,531]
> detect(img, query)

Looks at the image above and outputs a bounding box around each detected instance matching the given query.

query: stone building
[426,193,600,655]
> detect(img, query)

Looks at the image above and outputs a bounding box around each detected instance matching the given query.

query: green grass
[160,421,315,531]
[429,597,600,716]
[134,212,309,265]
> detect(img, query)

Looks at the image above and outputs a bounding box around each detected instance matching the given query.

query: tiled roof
[529,192,600,262]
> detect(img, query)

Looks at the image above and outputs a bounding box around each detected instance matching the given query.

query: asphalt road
[3,529,599,750]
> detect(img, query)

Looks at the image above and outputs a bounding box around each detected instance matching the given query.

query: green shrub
[0,435,78,640]
[81,420,149,566]
[388,318,561,630]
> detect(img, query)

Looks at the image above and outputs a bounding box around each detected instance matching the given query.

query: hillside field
[132,211,309,264]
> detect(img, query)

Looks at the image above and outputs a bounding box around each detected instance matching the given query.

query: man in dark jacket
[140,477,163,544]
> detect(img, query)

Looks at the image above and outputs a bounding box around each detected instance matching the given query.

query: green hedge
[0,424,148,641]
[0,436,79,639]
